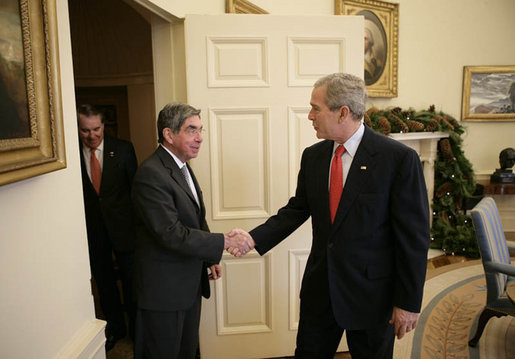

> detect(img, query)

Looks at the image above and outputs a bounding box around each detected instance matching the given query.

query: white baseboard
[55,319,106,359]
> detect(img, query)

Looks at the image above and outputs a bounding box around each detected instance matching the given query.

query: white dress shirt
[329,122,365,189]
[160,144,200,205]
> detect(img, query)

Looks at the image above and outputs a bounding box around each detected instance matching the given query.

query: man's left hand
[209,264,222,280]
[389,306,419,339]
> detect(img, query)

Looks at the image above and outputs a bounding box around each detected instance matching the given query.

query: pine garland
[365,105,479,258]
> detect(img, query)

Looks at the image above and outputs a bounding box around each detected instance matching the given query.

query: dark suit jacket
[80,135,138,252]
[131,146,224,311]
[250,126,430,330]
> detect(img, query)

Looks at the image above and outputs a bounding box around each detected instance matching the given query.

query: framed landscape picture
[336,0,399,98]
[462,65,515,121]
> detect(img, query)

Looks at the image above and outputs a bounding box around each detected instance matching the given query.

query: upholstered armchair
[468,196,515,347]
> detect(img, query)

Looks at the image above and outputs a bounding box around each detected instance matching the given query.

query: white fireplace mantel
[389,132,449,216]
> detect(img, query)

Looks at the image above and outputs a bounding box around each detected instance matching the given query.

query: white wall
[0,0,101,357]
[146,0,515,177]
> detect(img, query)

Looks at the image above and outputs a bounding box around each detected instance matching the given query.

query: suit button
[328,243,334,248]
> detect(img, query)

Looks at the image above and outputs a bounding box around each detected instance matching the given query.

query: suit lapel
[332,126,378,228]
[157,147,200,210]
[100,136,116,192]
[314,141,333,221]
[79,140,98,194]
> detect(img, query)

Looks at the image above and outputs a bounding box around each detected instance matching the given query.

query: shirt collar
[160,144,186,169]
[83,139,104,154]
[96,139,104,152]
[333,122,364,158]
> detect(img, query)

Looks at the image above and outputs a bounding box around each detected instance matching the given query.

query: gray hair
[157,102,201,144]
[314,73,367,120]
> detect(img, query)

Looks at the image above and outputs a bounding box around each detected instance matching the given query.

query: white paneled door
[185,14,363,359]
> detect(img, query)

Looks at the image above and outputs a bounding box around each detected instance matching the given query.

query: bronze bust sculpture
[491,147,515,183]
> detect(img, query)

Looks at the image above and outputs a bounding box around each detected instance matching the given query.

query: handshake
[224,228,255,257]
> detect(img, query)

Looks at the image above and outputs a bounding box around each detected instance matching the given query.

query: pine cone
[425,119,438,132]
[436,182,453,198]
[444,114,459,128]
[441,118,455,131]
[429,105,435,113]
[363,112,372,127]
[402,111,412,119]
[439,138,454,162]
[378,116,391,135]
[366,107,379,116]
[407,120,425,132]
[434,115,443,123]
[390,114,409,133]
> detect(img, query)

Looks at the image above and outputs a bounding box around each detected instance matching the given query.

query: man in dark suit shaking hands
[78,104,138,351]
[241,73,430,358]
[131,102,253,359]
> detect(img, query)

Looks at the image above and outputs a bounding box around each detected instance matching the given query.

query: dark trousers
[114,249,136,339]
[135,295,202,359]
[294,298,395,359]
[88,228,135,339]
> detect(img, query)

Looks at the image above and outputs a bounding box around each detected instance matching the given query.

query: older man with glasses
[131,102,253,358]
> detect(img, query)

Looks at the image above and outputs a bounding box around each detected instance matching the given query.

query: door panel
[185,14,363,358]
[208,107,270,219]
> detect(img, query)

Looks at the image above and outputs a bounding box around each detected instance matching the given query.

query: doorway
[68,0,157,162]
[67,1,157,355]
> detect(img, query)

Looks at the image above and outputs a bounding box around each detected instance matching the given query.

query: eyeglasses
[184,127,205,136]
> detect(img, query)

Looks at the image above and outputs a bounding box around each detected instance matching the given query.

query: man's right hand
[224,229,255,257]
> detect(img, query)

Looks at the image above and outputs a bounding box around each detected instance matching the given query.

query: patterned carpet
[394,260,515,359]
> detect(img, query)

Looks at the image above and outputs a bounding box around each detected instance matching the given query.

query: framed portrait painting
[225,0,268,14]
[461,65,515,121]
[336,0,399,98]
[0,0,65,186]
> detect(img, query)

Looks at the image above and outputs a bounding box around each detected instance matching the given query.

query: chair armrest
[485,261,515,277]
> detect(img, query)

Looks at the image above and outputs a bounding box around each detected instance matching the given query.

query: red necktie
[90,147,102,195]
[329,145,346,223]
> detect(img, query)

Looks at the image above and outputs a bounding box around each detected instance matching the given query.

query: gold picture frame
[0,0,66,186]
[461,65,515,122]
[336,0,398,98]
[226,0,268,14]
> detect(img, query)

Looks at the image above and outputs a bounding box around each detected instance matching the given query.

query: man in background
[241,73,430,358]
[131,102,252,358]
[78,104,138,351]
